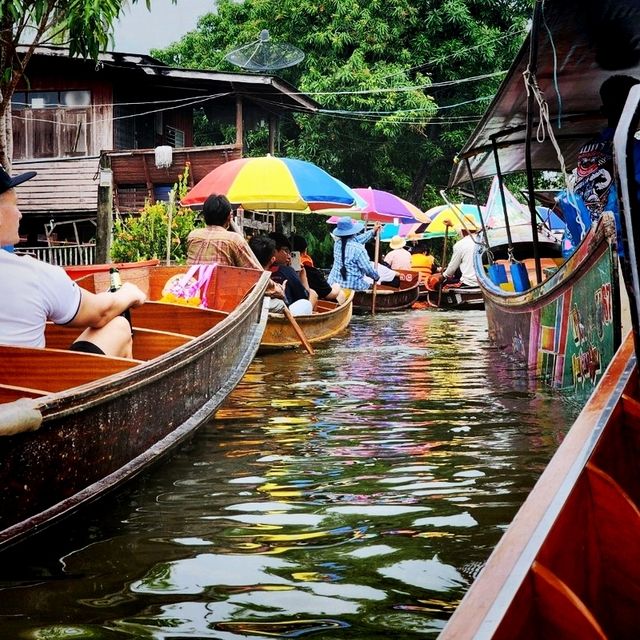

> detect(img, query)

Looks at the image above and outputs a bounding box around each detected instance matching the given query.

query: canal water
[0,310,582,639]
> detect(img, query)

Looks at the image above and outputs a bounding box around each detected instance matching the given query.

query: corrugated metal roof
[17,45,319,113]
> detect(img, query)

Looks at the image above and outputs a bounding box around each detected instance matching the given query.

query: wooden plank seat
[130,301,228,337]
[0,384,50,403]
[45,323,194,361]
[0,345,140,394]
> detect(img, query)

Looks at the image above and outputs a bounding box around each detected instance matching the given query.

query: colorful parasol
[380,222,430,241]
[423,204,483,238]
[352,187,430,223]
[181,154,357,211]
[318,187,428,222]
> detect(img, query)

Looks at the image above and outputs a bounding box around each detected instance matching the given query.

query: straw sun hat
[389,235,406,250]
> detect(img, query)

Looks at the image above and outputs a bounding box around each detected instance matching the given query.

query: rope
[522,68,572,191]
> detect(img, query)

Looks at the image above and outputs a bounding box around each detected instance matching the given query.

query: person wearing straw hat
[0,166,146,357]
[384,235,412,270]
[328,217,381,291]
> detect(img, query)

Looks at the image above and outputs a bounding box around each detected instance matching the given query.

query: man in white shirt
[0,167,146,357]
[442,229,479,287]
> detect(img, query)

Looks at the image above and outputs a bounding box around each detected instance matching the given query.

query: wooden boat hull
[352,270,420,313]
[259,291,354,351]
[477,224,620,390]
[0,265,270,550]
[423,284,485,310]
[439,331,640,639]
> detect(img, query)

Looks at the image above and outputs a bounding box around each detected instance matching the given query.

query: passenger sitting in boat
[364,241,400,287]
[328,217,382,291]
[186,193,264,269]
[442,228,479,288]
[0,167,146,358]
[249,235,313,316]
[290,234,346,305]
[384,235,412,270]
[268,232,318,313]
[411,243,439,275]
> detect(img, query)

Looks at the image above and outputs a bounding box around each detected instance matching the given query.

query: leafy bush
[111,166,200,264]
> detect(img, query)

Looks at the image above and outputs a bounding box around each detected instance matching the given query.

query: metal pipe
[491,138,515,255]
[524,0,544,285]
[464,157,492,263]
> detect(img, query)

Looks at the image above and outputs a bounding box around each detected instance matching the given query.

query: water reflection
[0,311,579,639]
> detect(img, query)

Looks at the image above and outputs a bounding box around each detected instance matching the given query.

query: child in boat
[411,243,439,275]
[290,234,346,305]
[249,235,314,316]
[0,167,146,357]
[268,232,318,312]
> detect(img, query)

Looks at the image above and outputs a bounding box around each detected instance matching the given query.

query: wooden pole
[441,225,449,267]
[437,226,450,307]
[96,164,113,264]
[371,227,380,314]
[166,188,175,265]
[283,306,315,354]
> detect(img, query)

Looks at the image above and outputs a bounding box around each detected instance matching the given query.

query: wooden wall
[12,157,100,215]
[107,145,243,212]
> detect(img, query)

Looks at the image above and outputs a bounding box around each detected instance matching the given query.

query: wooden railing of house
[16,244,96,266]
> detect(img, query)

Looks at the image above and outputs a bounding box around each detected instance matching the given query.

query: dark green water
[0,310,581,639]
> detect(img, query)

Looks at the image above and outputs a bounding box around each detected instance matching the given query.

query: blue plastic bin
[488,263,508,285]
[510,262,530,292]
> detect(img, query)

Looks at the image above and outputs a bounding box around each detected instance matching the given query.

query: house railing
[15,244,96,266]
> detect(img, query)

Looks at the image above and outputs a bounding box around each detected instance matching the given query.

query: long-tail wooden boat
[352,270,420,313]
[421,276,484,310]
[439,1,640,636]
[445,1,630,393]
[475,221,620,389]
[0,263,270,550]
[259,290,354,351]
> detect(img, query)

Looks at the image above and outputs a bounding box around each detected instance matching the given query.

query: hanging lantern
[155,145,173,169]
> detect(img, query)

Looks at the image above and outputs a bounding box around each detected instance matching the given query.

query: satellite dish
[225,29,305,72]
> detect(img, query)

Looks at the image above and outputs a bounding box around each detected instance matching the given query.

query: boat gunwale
[0,297,271,548]
[259,291,354,349]
[475,224,613,311]
[28,271,271,419]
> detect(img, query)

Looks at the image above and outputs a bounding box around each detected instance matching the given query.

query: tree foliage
[154,0,532,209]
[111,164,197,263]
[0,0,173,167]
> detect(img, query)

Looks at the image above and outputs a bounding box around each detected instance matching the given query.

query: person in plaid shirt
[187,194,263,269]
[327,217,381,291]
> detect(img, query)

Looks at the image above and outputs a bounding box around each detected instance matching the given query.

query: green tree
[0,0,175,168]
[154,0,532,210]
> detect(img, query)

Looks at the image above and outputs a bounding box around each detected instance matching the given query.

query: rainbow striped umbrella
[353,187,429,223]
[181,155,356,212]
